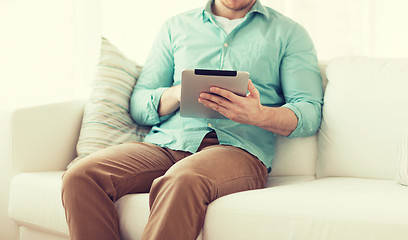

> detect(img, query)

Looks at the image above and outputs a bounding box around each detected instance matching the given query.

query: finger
[198,97,229,113]
[199,92,235,109]
[209,87,241,102]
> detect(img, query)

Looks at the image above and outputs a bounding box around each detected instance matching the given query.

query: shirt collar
[202,0,269,23]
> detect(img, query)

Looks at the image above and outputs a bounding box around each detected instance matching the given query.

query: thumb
[247,79,260,98]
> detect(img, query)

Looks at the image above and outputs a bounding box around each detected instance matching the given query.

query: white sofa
[6,56,408,240]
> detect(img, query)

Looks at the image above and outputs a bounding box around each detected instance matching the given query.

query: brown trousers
[61,132,268,240]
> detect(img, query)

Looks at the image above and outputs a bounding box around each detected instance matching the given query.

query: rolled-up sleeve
[130,21,175,126]
[280,23,323,138]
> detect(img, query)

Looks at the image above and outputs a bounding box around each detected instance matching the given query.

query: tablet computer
[180,69,249,119]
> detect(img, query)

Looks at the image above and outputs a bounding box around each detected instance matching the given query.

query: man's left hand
[198,79,264,125]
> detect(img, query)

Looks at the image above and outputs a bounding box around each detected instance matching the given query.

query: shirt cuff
[146,87,171,124]
[281,103,304,139]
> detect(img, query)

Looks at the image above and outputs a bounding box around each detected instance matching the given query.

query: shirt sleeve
[129,21,175,126]
[280,23,324,138]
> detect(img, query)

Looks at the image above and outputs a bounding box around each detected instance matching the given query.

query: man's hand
[198,79,298,136]
[171,84,182,102]
[198,79,263,125]
[158,84,181,117]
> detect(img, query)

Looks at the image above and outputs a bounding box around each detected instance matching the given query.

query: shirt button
[208,123,213,128]
[223,42,229,47]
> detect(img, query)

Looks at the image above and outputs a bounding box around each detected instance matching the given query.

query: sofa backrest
[270,62,328,177]
[317,56,408,180]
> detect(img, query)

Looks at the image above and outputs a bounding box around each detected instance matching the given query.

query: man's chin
[221,0,255,12]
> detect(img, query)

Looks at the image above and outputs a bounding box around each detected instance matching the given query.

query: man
[61,0,323,239]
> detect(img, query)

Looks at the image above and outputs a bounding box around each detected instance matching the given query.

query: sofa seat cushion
[11,172,408,240]
[204,177,408,240]
[8,172,69,236]
[8,172,314,239]
[116,176,316,240]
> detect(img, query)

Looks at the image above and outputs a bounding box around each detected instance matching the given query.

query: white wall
[100,0,203,64]
[103,0,408,63]
[1,0,408,105]
[0,1,77,106]
[267,0,408,60]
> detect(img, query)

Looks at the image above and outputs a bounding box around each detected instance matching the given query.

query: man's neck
[211,0,256,20]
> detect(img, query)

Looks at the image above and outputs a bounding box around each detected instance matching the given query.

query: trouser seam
[112,169,168,187]
[215,175,262,187]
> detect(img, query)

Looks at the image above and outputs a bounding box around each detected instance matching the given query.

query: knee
[148,169,215,208]
[61,165,88,196]
[61,160,100,197]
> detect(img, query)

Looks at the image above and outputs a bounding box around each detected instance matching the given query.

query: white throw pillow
[68,37,151,168]
[397,128,408,186]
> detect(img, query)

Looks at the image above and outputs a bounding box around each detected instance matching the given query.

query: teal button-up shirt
[130,0,323,170]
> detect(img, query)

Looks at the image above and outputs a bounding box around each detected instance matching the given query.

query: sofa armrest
[9,99,86,174]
